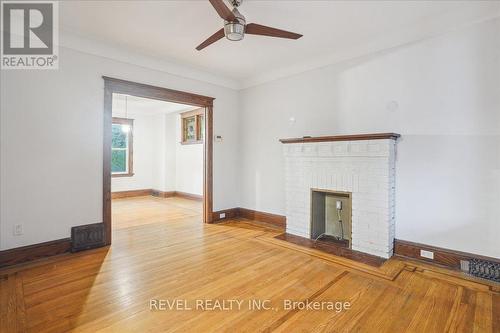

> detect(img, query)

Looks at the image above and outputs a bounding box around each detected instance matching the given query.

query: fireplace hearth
[281,133,400,259]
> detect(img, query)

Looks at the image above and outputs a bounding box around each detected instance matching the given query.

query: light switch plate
[420,249,434,259]
[13,224,23,236]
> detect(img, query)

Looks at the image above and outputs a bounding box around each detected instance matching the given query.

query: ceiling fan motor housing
[230,0,243,8]
[224,8,246,41]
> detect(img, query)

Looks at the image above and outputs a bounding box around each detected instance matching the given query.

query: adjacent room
[1,0,499,332]
[110,93,204,230]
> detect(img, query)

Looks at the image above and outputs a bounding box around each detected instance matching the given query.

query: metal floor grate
[464,259,500,283]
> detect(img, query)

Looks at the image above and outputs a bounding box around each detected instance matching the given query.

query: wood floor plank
[1,196,498,333]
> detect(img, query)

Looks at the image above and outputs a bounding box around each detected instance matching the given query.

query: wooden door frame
[103,77,214,245]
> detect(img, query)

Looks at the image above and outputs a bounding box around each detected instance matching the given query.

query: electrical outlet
[336,200,342,210]
[420,249,434,259]
[220,213,226,219]
[13,224,23,236]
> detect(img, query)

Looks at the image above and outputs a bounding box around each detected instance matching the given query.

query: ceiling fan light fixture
[224,21,245,41]
[196,0,302,50]
[224,7,245,41]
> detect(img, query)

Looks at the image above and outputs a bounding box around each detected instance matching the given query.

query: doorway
[102,77,214,244]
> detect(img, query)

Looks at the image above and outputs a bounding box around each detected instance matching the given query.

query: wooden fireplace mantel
[279,133,401,144]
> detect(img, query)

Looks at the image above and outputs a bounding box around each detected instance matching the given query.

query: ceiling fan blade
[208,0,236,21]
[245,23,303,40]
[196,28,225,51]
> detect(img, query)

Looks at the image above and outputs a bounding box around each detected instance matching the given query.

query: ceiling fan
[196,0,303,51]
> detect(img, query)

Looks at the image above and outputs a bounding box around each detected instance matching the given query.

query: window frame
[111,117,134,177]
[181,109,205,145]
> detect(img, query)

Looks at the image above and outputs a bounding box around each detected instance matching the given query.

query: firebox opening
[311,189,352,248]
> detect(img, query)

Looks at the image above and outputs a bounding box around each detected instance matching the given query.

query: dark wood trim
[111,189,202,200]
[111,189,152,199]
[151,190,176,198]
[104,77,215,245]
[102,77,214,107]
[275,233,386,267]
[103,84,112,245]
[212,207,286,228]
[0,239,71,268]
[212,208,239,222]
[175,191,203,201]
[238,208,286,228]
[394,239,500,270]
[181,108,205,144]
[279,133,401,144]
[112,173,135,178]
[204,106,213,223]
[111,117,134,178]
[180,140,203,146]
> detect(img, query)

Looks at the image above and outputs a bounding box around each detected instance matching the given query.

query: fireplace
[281,133,400,259]
[311,189,352,247]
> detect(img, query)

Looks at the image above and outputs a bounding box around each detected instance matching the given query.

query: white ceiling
[60,1,500,88]
[112,93,197,116]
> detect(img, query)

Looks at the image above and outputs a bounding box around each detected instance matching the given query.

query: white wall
[1,15,498,261]
[0,46,239,250]
[174,113,204,196]
[111,111,203,196]
[239,18,500,258]
[111,112,156,192]
[161,113,178,192]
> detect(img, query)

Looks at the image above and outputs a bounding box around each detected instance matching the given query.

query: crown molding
[239,4,500,89]
[58,29,242,90]
[9,2,497,92]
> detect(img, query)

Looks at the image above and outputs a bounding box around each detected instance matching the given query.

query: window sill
[112,172,135,178]
[181,140,203,145]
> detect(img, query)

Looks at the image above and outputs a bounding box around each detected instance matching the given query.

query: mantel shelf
[279,133,401,144]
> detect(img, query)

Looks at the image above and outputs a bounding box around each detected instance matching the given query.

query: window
[181,109,204,144]
[111,117,134,177]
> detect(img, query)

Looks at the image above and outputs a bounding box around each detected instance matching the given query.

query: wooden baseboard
[394,239,500,270]
[151,190,175,198]
[212,208,239,222]
[0,238,72,268]
[111,189,152,199]
[238,208,286,228]
[212,207,286,228]
[174,191,203,201]
[112,189,201,201]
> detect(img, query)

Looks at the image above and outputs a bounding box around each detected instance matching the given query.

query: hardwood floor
[112,196,202,230]
[1,196,498,332]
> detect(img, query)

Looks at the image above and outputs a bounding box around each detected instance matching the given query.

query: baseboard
[112,189,201,201]
[238,208,286,228]
[111,189,152,199]
[212,208,239,222]
[394,239,500,270]
[151,190,175,198]
[174,191,203,201]
[212,207,286,228]
[0,238,72,268]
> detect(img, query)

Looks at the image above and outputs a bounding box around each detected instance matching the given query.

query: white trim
[57,29,241,90]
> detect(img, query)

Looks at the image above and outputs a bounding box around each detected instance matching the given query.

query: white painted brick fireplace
[281,134,399,258]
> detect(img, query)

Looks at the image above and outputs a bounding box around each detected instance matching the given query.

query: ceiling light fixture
[122,95,131,133]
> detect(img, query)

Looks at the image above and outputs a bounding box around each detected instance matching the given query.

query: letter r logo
[2,2,53,54]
